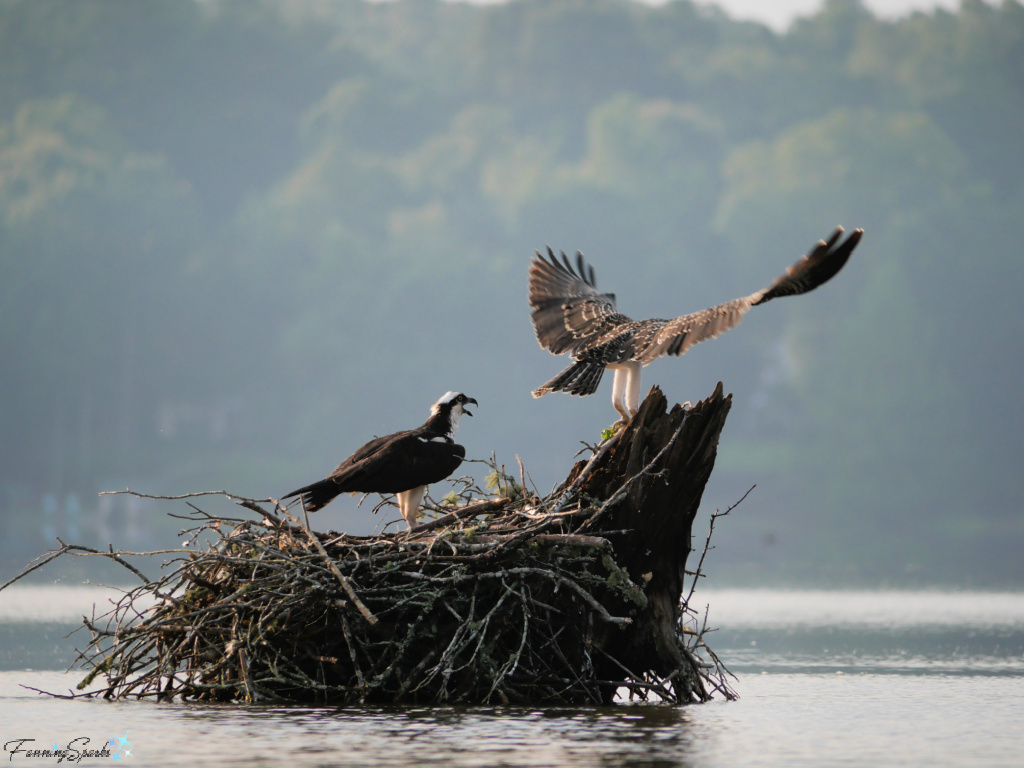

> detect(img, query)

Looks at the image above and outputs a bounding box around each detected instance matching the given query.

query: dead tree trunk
[564,383,732,702]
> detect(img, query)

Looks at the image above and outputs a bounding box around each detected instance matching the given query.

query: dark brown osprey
[529,226,863,422]
[281,391,477,528]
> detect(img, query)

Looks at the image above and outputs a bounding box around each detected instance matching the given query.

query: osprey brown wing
[529,247,622,356]
[636,227,863,364]
[753,226,862,306]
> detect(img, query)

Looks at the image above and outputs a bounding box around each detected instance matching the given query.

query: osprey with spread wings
[529,226,863,422]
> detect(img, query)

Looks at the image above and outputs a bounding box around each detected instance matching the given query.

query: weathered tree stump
[562,383,733,702]
[3,385,736,705]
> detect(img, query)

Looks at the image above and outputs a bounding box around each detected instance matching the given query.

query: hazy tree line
[1,0,1021,584]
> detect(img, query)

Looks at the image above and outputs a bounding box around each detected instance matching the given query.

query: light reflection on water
[692,588,1024,629]
[4,670,1024,768]
[3,587,1024,767]
[3,674,706,768]
[692,589,1024,678]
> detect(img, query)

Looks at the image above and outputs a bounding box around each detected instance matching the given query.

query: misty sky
[454,0,988,31]
[695,0,983,29]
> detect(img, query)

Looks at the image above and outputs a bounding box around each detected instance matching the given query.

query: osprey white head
[431,391,477,437]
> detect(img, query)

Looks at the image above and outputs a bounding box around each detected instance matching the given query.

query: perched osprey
[281,391,477,528]
[529,226,863,422]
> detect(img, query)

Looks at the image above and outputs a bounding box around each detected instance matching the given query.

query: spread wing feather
[638,227,862,364]
[752,226,861,306]
[636,298,753,363]
[529,247,622,355]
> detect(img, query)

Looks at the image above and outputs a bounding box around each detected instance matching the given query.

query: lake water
[2,586,1023,767]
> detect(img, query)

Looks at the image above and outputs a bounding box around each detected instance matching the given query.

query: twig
[278,505,378,627]
[684,485,754,609]
[409,497,511,534]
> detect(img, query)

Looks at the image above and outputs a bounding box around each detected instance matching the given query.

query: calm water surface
[2,586,1023,767]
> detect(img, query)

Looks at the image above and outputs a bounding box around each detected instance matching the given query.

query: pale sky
[691,0,976,30]
[450,0,983,32]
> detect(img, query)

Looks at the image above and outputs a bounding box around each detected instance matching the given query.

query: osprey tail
[281,477,343,513]
[532,358,606,398]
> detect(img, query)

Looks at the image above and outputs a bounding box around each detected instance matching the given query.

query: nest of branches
[8,386,739,706]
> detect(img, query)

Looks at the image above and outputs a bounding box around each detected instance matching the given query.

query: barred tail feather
[532,359,606,398]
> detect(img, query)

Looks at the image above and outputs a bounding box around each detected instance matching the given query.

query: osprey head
[430,391,477,437]
[432,391,477,417]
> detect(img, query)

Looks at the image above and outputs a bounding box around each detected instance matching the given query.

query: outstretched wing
[637,226,863,364]
[635,298,754,363]
[528,247,628,356]
[752,226,862,306]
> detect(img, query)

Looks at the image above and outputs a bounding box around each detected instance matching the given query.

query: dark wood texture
[573,383,732,702]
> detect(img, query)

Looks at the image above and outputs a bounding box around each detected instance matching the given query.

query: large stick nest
[23,483,731,706]
[9,388,739,706]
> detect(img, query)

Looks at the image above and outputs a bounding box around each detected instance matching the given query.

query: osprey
[529,226,863,422]
[281,391,477,528]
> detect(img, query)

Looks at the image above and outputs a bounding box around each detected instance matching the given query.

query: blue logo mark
[109,732,133,760]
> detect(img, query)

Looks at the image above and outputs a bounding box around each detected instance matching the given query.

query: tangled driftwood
[6,385,739,705]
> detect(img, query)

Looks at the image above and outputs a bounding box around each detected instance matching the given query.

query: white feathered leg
[397,485,425,529]
[610,367,631,423]
[622,361,643,417]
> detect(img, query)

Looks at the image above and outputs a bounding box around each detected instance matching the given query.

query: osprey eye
[457,395,465,402]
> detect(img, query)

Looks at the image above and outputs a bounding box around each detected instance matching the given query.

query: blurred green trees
[1,0,1021,583]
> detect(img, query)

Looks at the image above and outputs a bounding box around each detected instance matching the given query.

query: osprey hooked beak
[460,396,478,417]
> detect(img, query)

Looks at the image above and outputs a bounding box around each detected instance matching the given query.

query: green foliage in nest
[484,468,523,500]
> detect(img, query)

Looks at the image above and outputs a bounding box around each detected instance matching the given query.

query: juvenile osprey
[282,391,477,528]
[529,226,863,422]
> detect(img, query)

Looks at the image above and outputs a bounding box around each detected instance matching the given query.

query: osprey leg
[623,361,642,417]
[397,486,426,528]
[609,362,642,423]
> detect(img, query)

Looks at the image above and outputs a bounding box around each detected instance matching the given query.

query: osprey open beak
[463,397,478,417]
